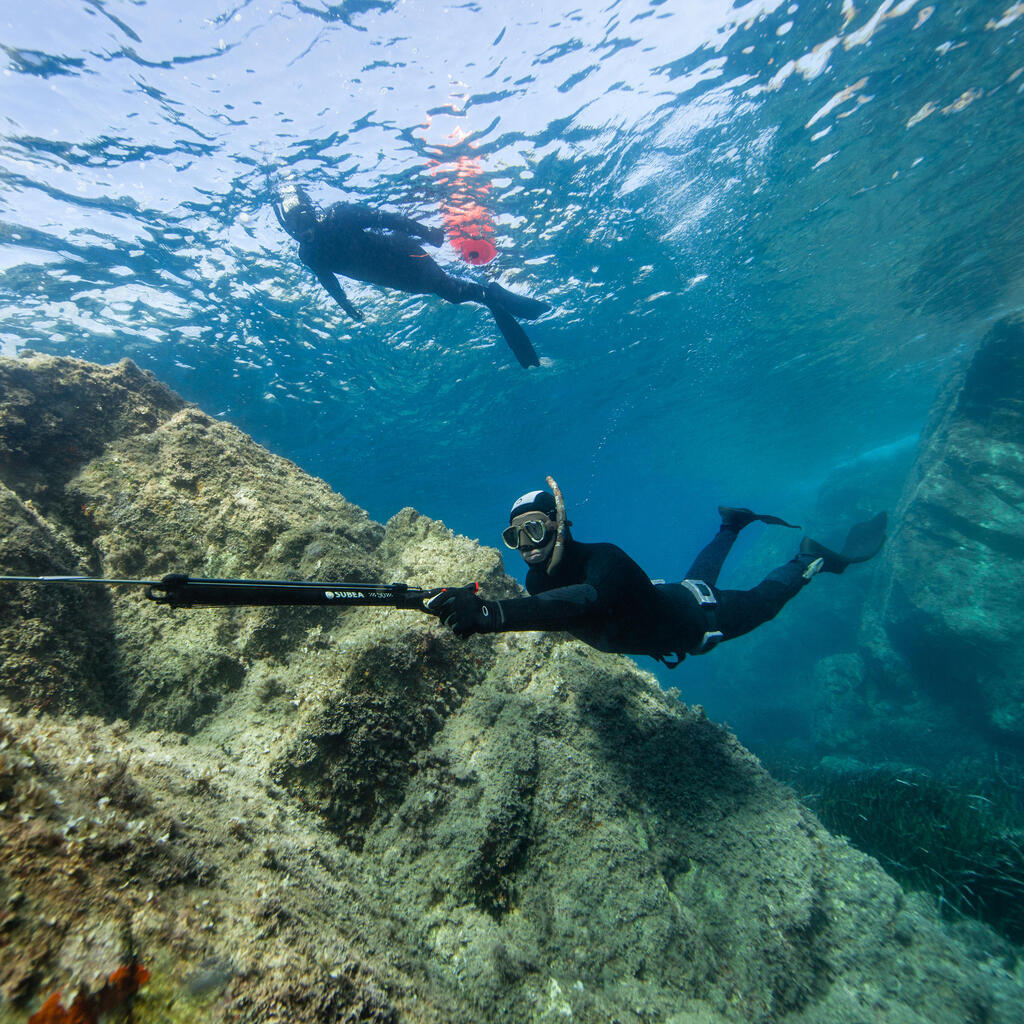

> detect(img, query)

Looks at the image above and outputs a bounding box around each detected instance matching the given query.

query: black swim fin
[799,511,888,574]
[718,506,801,531]
[486,282,551,320]
[487,301,540,368]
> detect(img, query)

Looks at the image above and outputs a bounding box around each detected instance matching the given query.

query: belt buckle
[693,629,724,655]
[682,578,716,606]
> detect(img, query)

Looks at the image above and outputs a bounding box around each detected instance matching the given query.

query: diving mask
[502,517,552,549]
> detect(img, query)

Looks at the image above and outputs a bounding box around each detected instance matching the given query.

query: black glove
[426,586,501,637]
[426,225,446,248]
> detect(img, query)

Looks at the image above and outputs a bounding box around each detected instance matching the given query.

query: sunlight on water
[0,0,1021,542]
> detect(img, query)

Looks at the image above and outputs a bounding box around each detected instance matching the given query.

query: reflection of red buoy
[429,136,498,266]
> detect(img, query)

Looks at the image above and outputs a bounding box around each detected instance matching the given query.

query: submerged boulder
[862,313,1024,744]
[0,353,1021,1024]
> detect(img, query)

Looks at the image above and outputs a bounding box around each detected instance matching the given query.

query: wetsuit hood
[509,490,557,522]
[276,185,318,243]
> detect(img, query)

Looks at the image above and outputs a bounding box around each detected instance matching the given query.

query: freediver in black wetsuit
[427,487,887,666]
[272,185,550,368]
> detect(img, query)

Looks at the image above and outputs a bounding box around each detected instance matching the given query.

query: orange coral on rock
[27,992,65,1024]
[28,961,150,1024]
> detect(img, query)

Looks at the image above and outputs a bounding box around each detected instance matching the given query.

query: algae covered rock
[0,481,117,715]
[1,353,1022,1024]
[270,623,486,848]
[0,354,184,517]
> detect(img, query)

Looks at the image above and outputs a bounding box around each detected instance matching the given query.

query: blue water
[2,0,1022,709]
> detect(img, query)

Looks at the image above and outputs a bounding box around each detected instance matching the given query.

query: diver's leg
[686,507,800,585]
[431,273,550,319]
[706,514,887,645]
[484,282,551,319]
[713,555,818,641]
[374,243,484,303]
[799,512,888,574]
[684,525,740,586]
[431,270,487,305]
[428,271,539,367]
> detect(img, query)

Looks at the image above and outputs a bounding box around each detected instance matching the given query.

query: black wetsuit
[297,202,484,317]
[490,526,811,664]
[290,200,547,367]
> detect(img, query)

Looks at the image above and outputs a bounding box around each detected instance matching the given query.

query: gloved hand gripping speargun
[0,574,477,613]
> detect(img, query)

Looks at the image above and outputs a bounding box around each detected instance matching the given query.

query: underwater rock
[1,353,1022,1023]
[0,355,184,521]
[863,313,1024,743]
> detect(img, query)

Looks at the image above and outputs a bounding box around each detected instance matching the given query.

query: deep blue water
[2,0,1022,709]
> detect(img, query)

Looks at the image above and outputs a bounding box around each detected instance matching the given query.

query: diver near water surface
[273,185,550,368]
[428,482,888,666]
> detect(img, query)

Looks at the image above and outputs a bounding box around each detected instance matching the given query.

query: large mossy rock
[1,354,1021,1024]
[862,314,1024,744]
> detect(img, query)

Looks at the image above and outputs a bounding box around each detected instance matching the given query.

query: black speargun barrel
[145,575,444,609]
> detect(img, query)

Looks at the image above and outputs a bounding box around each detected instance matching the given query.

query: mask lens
[522,520,548,544]
[501,526,519,549]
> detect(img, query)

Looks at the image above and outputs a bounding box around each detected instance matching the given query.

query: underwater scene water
[4,0,1021,698]
[2,0,1024,1012]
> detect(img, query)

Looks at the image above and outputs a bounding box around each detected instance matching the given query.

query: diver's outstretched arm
[331,203,443,246]
[316,271,363,321]
[374,209,444,246]
[427,583,602,637]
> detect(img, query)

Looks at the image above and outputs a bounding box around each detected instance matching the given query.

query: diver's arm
[429,543,639,638]
[315,270,363,322]
[428,583,607,637]
[492,546,630,631]
[490,586,601,631]
[331,203,443,246]
[376,211,445,246]
[427,585,600,637]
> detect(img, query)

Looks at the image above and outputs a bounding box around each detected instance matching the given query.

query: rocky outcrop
[1,353,1022,1024]
[861,313,1024,747]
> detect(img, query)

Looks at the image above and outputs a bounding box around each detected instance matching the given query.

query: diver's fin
[799,511,887,574]
[486,282,551,320]
[718,506,801,531]
[487,302,540,368]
